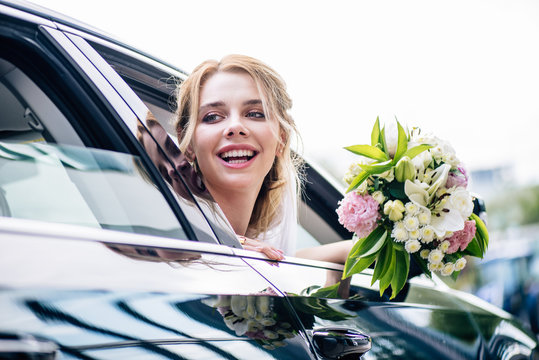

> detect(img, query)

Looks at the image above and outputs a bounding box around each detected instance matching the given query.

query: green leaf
[393,120,408,163]
[310,282,340,298]
[380,126,388,157]
[379,248,396,296]
[371,240,393,285]
[463,236,483,258]
[403,144,433,160]
[354,227,387,258]
[359,160,394,174]
[343,253,376,279]
[346,171,370,193]
[470,213,489,251]
[450,270,461,281]
[345,145,388,161]
[371,117,381,147]
[390,249,410,299]
[388,181,406,200]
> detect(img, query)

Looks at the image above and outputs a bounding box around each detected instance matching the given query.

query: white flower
[428,262,438,272]
[429,188,473,238]
[420,249,430,259]
[405,202,420,216]
[408,229,421,240]
[420,226,435,243]
[379,169,395,182]
[384,121,399,157]
[391,225,409,242]
[403,215,420,231]
[355,180,370,195]
[448,188,474,219]
[440,240,450,253]
[404,164,451,210]
[263,330,279,340]
[443,153,460,167]
[428,249,443,264]
[256,296,271,316]
[405,240,421,253]
[441,262,455,276]
[418,210,431,225]
[455,258,467,271]
[384,200,405,221]
[372,191,386,204]
[260,318,277,326]
[343,162,364,185]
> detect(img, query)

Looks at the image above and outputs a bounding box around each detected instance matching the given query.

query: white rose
[448,188,474,218]
[372,191,386,204]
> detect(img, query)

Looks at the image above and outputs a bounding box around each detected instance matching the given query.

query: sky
[28,0,539,188]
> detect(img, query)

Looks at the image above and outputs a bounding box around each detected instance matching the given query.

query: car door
[46,12,539,359]
[0,6,319,359]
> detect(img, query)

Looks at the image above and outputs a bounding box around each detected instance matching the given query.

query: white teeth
[220,149,255,158]
[228,159,248,164]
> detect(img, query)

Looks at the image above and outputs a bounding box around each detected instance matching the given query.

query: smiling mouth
[219,149,257,164]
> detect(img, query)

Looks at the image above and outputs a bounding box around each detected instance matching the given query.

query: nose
[224,115,249,138]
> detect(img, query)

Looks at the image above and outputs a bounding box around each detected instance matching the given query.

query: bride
[174,54,351,262]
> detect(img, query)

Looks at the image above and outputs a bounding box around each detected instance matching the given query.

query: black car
[0,1,537,359]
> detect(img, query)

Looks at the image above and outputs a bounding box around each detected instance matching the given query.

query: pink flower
[446,167,468,188]
[336,192,380,238]
[446,220,476,254]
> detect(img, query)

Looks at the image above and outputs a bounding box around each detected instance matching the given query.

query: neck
[207,186,260,236]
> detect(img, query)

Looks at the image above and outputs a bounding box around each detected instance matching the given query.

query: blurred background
[29,0,539,329]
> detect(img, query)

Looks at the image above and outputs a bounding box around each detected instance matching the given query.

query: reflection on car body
[0,1,538,359]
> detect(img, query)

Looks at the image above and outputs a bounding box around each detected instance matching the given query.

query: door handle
[312,327,371,360]
[0,333,58,359]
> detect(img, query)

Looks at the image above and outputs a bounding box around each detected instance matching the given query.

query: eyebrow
[199,99,263,112]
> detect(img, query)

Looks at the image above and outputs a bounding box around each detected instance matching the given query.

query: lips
[218,148,257,164]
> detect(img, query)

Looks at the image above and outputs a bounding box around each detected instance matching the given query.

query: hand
[237,235,285,261]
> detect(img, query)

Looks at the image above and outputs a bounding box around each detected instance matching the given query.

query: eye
[201,113,222,123]
[246,111,265,119]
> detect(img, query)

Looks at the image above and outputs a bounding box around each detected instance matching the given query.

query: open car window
[0,56,188,240]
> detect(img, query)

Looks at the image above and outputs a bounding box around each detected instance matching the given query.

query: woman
[175,54,351,262]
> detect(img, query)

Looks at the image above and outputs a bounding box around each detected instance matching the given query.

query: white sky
[29,0,539,185]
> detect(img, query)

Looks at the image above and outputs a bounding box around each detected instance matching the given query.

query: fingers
[237,235,285,261]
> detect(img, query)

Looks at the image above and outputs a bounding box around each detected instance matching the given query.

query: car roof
[0,0,188,76]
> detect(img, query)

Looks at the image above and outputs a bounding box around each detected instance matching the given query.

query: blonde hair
[174,54,302,238]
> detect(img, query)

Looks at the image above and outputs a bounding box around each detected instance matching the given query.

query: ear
[276,130,286,156]
[185,144,196,162]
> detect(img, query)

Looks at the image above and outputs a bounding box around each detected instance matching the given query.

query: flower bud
[395,156,416,182]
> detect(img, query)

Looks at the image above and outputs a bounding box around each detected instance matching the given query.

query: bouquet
[204,294,297,350]
[337,118,489,299]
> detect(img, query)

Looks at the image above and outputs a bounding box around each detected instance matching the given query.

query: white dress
[258,178,297,256]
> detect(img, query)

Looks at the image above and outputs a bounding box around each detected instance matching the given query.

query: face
[191,71,281,196]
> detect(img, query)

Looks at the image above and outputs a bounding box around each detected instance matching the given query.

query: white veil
[258,174,298,256]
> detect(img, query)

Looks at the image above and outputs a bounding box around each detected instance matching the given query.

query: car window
[0,56,187,240]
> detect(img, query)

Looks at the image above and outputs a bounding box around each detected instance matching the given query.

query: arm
[295,240,354,264]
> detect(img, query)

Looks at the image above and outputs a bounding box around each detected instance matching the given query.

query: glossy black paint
[0,1,538,359]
